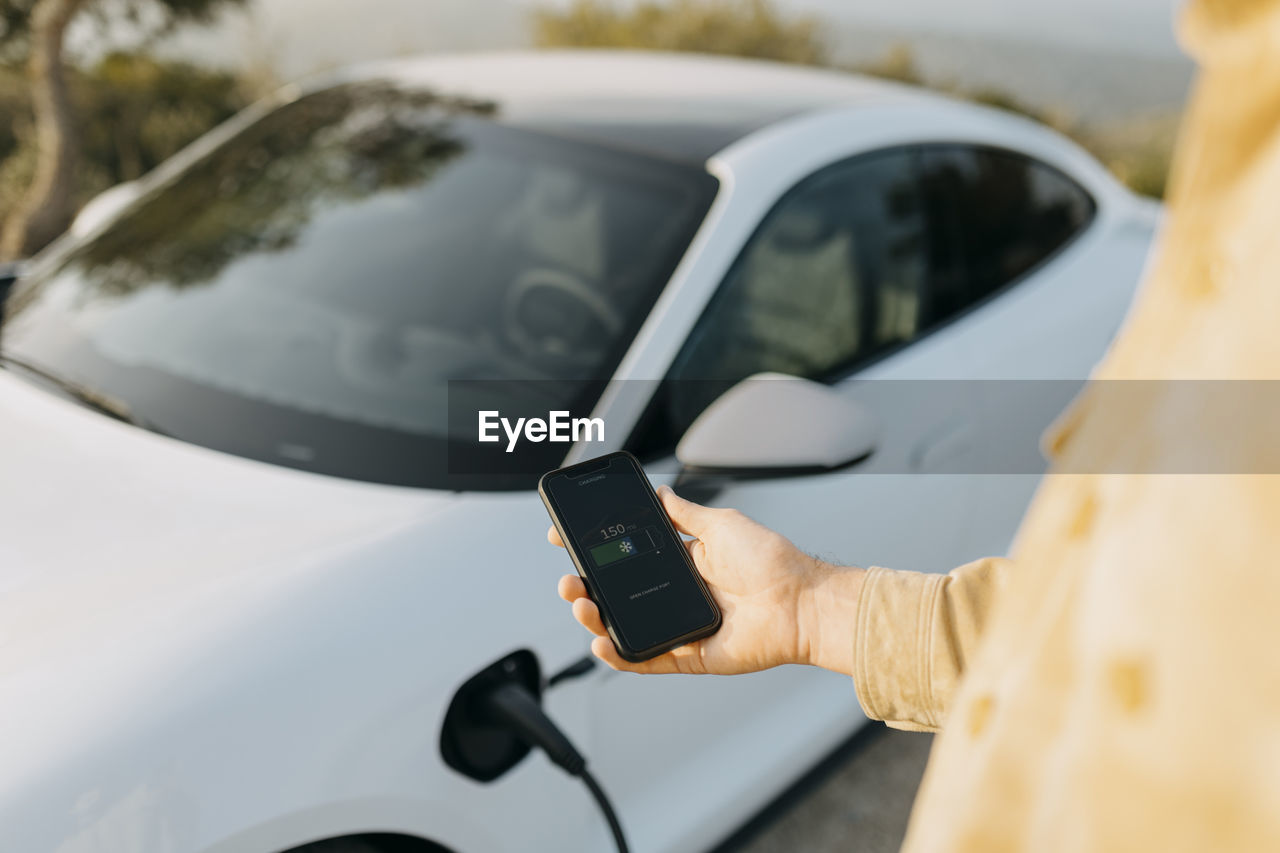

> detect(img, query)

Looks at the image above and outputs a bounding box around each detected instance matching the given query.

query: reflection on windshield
[60,83,479,297]
[1,81,718,489]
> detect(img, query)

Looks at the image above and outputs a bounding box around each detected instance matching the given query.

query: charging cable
[480,682,630,853]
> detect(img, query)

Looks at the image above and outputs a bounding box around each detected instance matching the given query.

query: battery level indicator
[589,527,658,567]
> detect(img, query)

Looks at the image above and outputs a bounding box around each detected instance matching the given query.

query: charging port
[439,649,542,783]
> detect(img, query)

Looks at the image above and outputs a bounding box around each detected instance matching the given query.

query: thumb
[656,484,717,538]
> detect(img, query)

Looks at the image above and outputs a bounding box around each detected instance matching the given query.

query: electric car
[0,51,1157,853]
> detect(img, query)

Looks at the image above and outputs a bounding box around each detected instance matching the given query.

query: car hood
[0,368,456,730]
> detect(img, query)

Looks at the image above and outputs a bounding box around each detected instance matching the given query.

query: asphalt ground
[726,727,934,853]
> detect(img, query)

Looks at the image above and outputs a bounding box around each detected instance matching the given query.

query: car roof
[326,49,935,163]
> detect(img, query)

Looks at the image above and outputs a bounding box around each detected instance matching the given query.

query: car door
[582,143,1110,852]
[887,144,1140,559]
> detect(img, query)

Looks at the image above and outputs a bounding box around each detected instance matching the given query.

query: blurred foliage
[534,1,1174,197]
[0,0,246,61]
[0,51,249,223]
[1077,112,1178,199]
[532,0,827,65]
[854,42,922,86]
[0,0,35,63]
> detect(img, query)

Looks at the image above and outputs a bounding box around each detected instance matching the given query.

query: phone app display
[543,455,717,654]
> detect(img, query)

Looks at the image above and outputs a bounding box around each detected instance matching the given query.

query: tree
[0,54,250,241]
[532,0,827,66]
[0,0,247,260]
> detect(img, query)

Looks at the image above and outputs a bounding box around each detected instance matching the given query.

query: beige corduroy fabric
[851,2,1280,850]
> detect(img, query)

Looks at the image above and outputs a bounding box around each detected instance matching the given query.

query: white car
[0,51,1156,853]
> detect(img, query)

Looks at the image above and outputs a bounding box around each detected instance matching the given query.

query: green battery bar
[589,528,657,567]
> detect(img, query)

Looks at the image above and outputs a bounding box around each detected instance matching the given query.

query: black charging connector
[480,682,586,775]
[439,650,629,853]
[479,682,628,853]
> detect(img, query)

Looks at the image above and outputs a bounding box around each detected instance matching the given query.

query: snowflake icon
[618,538,634,554]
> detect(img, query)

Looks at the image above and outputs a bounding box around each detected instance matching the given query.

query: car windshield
[0,81,717,489]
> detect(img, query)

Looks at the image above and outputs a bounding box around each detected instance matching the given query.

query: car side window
[626,144,1095,458]
[917,145,1096,322]
[629,149,927,454]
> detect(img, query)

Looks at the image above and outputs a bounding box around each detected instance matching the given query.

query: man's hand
[549,485,865,676]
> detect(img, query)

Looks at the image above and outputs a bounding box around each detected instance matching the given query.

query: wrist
[795,559,866,676]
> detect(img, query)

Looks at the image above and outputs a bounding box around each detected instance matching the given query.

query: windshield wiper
[0,350,164,434]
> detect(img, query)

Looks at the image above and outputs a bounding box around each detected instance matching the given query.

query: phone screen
[541,453,718,656]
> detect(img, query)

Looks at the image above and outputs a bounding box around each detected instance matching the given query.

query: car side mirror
[69,180,141,239]
[676,372,878,477]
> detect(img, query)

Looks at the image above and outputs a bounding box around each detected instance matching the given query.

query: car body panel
[0,51,1157,853]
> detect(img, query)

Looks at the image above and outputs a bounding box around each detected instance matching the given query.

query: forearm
[795,559,866,677]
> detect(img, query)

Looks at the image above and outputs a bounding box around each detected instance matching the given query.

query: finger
[681,537,712,578]
[590,636,684,674]
[656,484,720,538]
[571,596,608,637]
[547,526,565,547]
[557,573,588,602]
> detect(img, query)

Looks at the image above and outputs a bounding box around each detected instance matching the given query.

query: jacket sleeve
[852,557,1014,732]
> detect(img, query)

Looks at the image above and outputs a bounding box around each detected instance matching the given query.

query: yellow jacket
[855,2,1280,849]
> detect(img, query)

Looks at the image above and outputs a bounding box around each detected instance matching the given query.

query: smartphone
[539,451,721,662]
